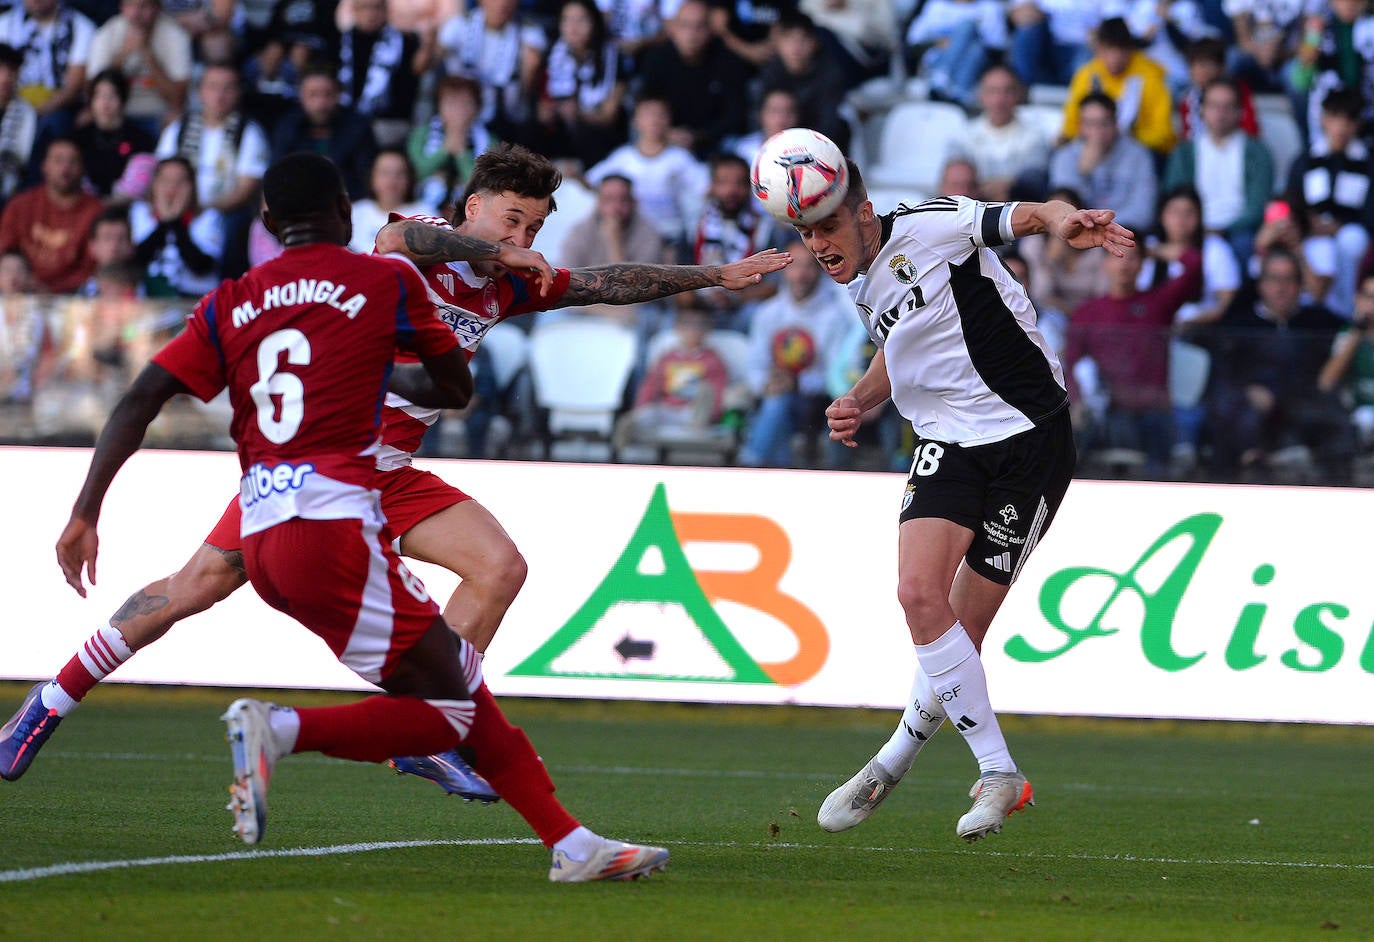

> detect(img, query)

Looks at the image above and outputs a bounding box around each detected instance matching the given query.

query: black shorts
[898,409,1076,586]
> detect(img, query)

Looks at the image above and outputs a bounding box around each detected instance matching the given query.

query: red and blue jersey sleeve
[500,268,571,317]
[150,291,227,402]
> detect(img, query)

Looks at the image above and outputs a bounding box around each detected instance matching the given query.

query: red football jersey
[374,214,572,467]
[154,242,459,534]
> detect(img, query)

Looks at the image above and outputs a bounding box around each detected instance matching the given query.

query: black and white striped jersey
[848,195,1068,446]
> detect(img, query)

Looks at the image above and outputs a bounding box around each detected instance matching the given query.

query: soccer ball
[771,327,817,374]
[750,128,849,226]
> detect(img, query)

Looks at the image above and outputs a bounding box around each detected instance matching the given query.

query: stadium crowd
[0,0,1371,485]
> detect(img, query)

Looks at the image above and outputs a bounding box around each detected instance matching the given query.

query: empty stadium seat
[866,100,968,194]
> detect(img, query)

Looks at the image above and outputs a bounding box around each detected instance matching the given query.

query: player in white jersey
[804,158,1134,842]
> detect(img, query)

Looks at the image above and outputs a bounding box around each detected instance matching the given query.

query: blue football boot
[388,749,500,803]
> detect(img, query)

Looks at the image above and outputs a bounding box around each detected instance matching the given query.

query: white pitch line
[0,838,541,883]
[2,837,1369,884]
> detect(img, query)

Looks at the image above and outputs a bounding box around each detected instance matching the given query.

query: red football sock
[294,696,463,762]
[465,684,579,847]
[55,625,134,702]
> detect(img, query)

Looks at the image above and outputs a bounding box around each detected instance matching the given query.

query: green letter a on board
[509,483,772,683]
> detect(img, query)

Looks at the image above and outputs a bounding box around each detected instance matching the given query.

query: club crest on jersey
[901,484,915,512]
[482,284,501,318]
[888,253,916,285]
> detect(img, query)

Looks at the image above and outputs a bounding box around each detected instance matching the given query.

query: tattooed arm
[374,219,556,295]
[553,248,793,308]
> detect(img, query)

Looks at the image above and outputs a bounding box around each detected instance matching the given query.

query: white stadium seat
[865,100,969,195]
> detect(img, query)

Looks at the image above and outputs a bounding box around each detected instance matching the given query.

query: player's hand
[56,516,99,598]
[719,248,793,290]
[497,243,556,296]
[825,395,863,448]
[1058,209,1135,257]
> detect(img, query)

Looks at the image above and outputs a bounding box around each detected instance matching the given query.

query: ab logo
[510,483,828,685]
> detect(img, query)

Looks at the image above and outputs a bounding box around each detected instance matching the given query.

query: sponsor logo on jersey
[240,461,316,508]
[435,303,494,349]
[1000,504,1019,524]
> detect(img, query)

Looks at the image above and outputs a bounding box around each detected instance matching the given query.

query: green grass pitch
[0,682,1371,941]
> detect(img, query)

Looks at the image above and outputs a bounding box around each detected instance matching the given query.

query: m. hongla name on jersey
[229,277,369,327]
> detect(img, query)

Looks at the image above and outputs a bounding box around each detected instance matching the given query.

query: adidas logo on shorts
[984,551,1012,572]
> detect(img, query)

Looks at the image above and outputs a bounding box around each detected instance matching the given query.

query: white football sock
[553,825,601,860]
[914,622,1015,775]
[873,658,945,778]
[40,681,78,716]
[267,706,301,753]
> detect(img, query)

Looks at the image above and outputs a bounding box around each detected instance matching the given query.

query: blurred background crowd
[0,0,1372,485]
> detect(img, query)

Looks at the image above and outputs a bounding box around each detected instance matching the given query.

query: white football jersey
[849,196,1067,446]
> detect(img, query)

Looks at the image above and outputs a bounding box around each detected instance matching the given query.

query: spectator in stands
[1177,37,1259,141]
[1318,270,1374,450]
[270,62,378,199]
[687,151,779,330]
[408,76,492,217]
[0,250,44,403]
[534,0,627,171]
[0,136,102,292]
[0,45,35,212]
[1018,184,1111,316]
[947,64,1052,202]
[1002,248,1066,356]
[1121,0,1217,94]
[614,305,729,451]
[0,0,94,142]
[739,235,851,467]
[1284,86,1374,318]
[1203,247,1353,479]
[1066,239,1202,477]
[1249,197,1333,304]
[636,0,751,159]
[1289,0,1374,144]
[338,0,433,148]
[1049,91,1158,233]
[937,155,979,198]
[904,0,1008,110]
[585,95,709,250]
[1062,17,1176,156]
[757,10,851,150]
[1144,184,1242,329]
[129,156,221,298]
[348,148,437,253]
[555,173,667,334]
[155,62,270,280]
[437,0,546,143]
[732,87,798,165]
[85,0,192,134]
[1008,0,1101,88]
[706,0,791,69]
[163,0,233,55]
[72,69,154,200]
[599,0,671,65]
[798,0,896,86]
[1225,0,1313,94]
[1163,76,1273,267]
[262,0,339,68]
[77,207,137,297]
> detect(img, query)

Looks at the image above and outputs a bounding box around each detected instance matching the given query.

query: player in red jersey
[19,152,671,882]
[0,145,789,807]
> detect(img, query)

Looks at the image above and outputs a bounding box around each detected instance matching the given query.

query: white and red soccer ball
[750,128,849,226]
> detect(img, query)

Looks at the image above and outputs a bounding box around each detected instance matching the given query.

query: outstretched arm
[554,248,792,308]
[375,219,556,295]
[1010,200,1135,256]
[59,363,189,596]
